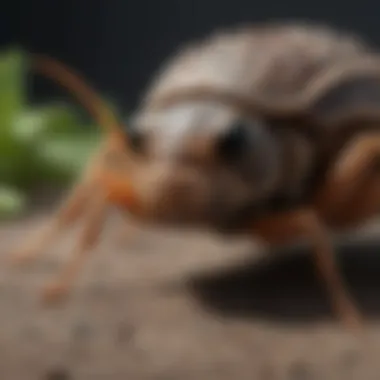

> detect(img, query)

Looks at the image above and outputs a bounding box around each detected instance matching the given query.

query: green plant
[0,48,103,219]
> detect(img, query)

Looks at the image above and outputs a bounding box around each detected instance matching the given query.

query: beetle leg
[337,173,380,227]
[314,132,380,218]
[250,209,363,331]
[42,191,108,303]
[9,177,95,266]
[8,142,114,266]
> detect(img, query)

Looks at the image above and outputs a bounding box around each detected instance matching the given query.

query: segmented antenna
[31,54,125,139]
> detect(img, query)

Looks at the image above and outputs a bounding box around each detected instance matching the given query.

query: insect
[9,21,380,331]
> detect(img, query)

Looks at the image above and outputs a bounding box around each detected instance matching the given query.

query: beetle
[9,21,380,331]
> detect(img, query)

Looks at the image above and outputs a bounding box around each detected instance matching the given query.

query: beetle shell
[124,23,380,233]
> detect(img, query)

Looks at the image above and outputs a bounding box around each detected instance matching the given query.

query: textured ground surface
[2,200,380,380]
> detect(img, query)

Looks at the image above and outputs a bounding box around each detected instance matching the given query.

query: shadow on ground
[187,238,380,324]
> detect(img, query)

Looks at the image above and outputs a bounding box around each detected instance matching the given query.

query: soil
[1,198,380,380]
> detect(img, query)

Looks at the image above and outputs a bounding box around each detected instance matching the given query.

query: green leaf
[0,185,26,219]
[0,49,26,128]
[11,104,82,145]
[32,103,84,135]
[37,131,101,180]
[0,134,29,184]
[0,46,120,204]
[11,109,51,144]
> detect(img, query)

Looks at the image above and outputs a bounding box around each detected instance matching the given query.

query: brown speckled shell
[142,23,373,115]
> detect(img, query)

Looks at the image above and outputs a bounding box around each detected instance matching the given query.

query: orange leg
[9,177,95,266]
[8,141,115,266]
[250,209,362,331]
[314,132,380,224]
[42,191,108,303]
[320,172,380,229]
[248,134,380,330]
[9,138,141,303]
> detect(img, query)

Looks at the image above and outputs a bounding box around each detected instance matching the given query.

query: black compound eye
[126,128,145,154]
[217,120,249,161]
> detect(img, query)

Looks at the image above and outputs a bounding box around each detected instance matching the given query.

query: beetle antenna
[30,54,125,140]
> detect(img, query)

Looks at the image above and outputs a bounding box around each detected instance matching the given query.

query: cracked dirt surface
[1,200,380,380]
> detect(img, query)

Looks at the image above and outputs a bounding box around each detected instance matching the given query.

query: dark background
[1,0,379,113]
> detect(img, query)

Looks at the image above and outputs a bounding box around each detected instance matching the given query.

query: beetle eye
[126,128,145,154]
[217,121,249,161]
